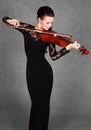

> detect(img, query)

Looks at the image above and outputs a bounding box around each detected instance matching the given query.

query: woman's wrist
[66,44,71,50]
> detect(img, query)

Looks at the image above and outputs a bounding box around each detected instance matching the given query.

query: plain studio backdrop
[0,0,91,130]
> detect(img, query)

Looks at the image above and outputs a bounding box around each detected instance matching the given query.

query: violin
[39,31,89,55]
[10,24,89,55]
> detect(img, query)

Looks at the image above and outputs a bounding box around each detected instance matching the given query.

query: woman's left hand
[66,41,81,50]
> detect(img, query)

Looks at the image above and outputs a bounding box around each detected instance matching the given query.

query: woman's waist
[26,58,52,72]
[26,55,47,64]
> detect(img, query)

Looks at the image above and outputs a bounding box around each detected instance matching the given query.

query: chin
[45,28,50,31]
[44,28,48,31]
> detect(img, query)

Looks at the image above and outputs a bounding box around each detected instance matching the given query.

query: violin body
[39,33,72,47]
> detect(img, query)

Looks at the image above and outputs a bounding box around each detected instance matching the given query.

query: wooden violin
[9,24,89,55]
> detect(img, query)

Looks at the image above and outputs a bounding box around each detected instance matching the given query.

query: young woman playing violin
[3,6,81,130]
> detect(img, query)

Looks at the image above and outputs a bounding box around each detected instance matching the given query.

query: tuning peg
[81,48,86,55]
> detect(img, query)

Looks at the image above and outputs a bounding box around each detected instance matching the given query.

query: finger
[74,41,77,44]
[14,21,17,27]
[14,21,19,27]
[54,33,57,37]
[77,43,81,47]
[16,22,20,26]
[76,44,80,49]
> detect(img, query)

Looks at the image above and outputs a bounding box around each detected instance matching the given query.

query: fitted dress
[3,17,70,130]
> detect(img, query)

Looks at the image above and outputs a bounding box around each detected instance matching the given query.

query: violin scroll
[79,46,89,55]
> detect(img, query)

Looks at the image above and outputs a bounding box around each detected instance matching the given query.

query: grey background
[0,0,91,130]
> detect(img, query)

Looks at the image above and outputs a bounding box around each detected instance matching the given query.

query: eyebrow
[46,21,54,24]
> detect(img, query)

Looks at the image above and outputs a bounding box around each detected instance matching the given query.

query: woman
[2,6,80,130]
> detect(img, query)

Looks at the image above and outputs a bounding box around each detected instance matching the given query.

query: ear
[38,18,42,24]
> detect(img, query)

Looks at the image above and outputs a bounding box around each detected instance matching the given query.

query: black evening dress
[3,17,70,130]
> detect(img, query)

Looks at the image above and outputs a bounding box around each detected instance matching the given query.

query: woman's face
[38,16,54,30]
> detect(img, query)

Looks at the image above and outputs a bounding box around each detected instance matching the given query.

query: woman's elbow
[50,56,58,61]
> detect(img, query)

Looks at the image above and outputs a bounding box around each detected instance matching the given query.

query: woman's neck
[34,23,43,30]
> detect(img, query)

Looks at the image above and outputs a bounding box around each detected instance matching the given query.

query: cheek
[43,22,47,27]
[41,23,48,29]
[41,21,46,26]
[41,21,50,30]
[44,23,50,28]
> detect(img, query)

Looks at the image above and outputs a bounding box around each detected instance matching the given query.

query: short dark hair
[37,6,55,19]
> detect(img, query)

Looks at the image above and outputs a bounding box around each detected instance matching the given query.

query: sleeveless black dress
[3,17,70,130]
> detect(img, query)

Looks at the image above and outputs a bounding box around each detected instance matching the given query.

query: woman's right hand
[6,19,20,27]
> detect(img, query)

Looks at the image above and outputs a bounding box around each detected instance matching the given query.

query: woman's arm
[49,43,70,60]
[2,17,20,26]
[49,41,80,60]
[2,17,31,33]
